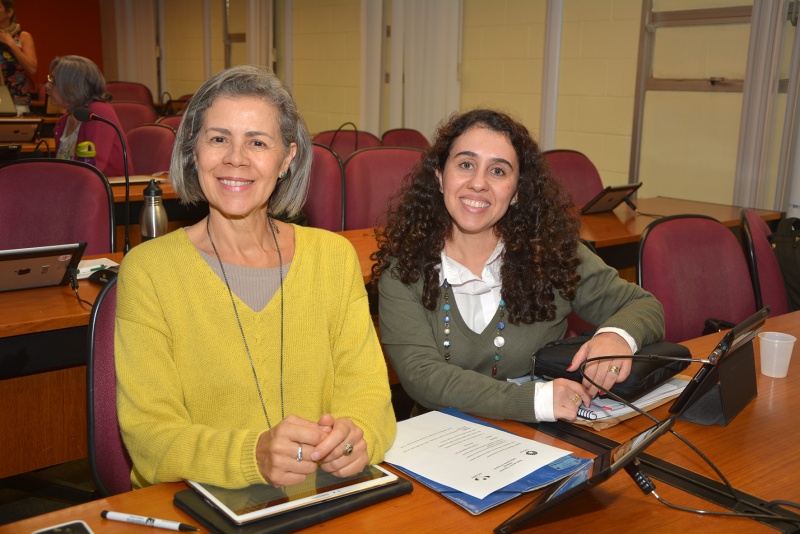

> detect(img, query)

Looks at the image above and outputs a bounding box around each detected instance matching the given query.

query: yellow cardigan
[115,226,396,489]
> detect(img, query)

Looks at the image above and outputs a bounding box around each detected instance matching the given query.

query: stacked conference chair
[343,146,424,230]
[381,128,430,150]
[740,209,789,315]
[303,143,345,232]
[313,123,381,161]
[156,114,183,131]
[544,149,605,207]
[126,123,176,176]
[110,101,159,133]
[638,214,757,343]
[86,278,134,496]
[0,159,115,254]
[106,81,155,108]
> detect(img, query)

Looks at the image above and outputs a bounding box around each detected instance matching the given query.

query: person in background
[48,55,133,177]
[373,109,664,423]
[115,65,395,490]
[0,0,36,114]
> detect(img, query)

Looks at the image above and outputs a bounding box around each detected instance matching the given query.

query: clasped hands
[551,332,632,421]
[256,413,368,487]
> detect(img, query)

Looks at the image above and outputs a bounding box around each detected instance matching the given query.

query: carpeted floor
[0,458,97,526]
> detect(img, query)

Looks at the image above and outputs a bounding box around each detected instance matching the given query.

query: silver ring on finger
[296,445,303,462]
[343,442,354,456]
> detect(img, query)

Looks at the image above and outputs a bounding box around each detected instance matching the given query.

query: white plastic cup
[758,332,796,378]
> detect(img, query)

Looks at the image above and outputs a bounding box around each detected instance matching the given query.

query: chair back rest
[110,101,158,133]
[304,144,344,231]
[313,126,381,161]
[381,128,430,150]
[0,159,115,254]
[87,277,133,496]
[638,214,756,342]
[343,146,424,230]
[126,123,176,176]
[107,81,155,107]
[156,114,183,130]
[741,209,789,315]
[544,149,605,206]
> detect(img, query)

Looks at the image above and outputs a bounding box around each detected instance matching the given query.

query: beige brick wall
[461,0,546,137]
[555,0,641,186]
[162,0,225,100]
[293,0,361,135]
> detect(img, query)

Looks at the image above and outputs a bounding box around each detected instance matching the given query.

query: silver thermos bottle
[140,179,168,242]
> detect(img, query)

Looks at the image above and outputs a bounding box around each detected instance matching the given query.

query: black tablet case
[534,336,691,401]
[174,476,413,534]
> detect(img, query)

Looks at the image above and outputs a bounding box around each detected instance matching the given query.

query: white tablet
[187,465,399,525]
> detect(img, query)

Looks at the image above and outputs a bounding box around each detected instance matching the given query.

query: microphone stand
[74,107,131,253]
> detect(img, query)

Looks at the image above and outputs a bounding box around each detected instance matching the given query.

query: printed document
[384,411,571,499]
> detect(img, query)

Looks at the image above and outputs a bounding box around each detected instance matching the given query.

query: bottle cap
[143,178,164,198]
[76,141,96,158]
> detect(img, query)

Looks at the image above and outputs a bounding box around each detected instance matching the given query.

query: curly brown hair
[371,109,582,324]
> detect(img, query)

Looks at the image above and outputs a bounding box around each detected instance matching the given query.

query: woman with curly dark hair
[373,109,663,423]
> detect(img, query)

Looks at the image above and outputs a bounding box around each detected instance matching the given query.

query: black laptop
[0,243,86,292]
[579,183,642,215]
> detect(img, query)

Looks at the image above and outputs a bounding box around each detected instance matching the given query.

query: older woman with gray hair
[48,55,133,176]
[115,65,395,490]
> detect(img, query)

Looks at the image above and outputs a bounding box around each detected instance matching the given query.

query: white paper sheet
[384,411,572,499]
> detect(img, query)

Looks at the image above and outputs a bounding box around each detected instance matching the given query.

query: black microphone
[74,107,131,254]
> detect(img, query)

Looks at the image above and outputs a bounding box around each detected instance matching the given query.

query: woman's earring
[280,172,287,179]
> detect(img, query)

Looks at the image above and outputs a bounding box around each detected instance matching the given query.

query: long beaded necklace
[441,280,506,377]
[206,216,285,428]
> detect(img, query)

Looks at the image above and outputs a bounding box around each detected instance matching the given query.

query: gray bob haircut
[49,56,111,110]
[170,65,312,219]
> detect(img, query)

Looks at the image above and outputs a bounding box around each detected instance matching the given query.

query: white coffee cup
[758,332,796,378]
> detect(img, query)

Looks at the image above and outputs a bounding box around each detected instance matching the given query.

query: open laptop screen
[0,242,86,292]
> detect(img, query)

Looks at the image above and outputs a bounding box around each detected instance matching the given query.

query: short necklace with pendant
[206,216,284,428]
[441,280,506,377]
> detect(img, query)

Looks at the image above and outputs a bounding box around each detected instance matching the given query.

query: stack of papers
[384,409,591,514]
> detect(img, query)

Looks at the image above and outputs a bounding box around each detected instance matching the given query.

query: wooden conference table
[2,311,798,533]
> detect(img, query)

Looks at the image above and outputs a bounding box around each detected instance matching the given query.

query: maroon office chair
[156,114,183,130]
[741,209,789,315]
[381,128,430,150]
[87,277,133,496]
[127,123,176,176]
[110,101,158,133]
[544,149,604,207]
[313,123,381,161]
[107,81,155,108]
[343,146,424,230]
[638,214,757,343]
[303,143,345,231]
[0,159,115,254]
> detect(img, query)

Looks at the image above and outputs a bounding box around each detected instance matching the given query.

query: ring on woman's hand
[343,442,354,456]
[570,393,581,405]
[608,365,620,375]
[296,445,303,462]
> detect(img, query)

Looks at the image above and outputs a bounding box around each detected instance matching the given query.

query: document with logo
[384,410,574,500]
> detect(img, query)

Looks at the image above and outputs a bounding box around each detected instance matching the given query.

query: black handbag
[533,335,691,401]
